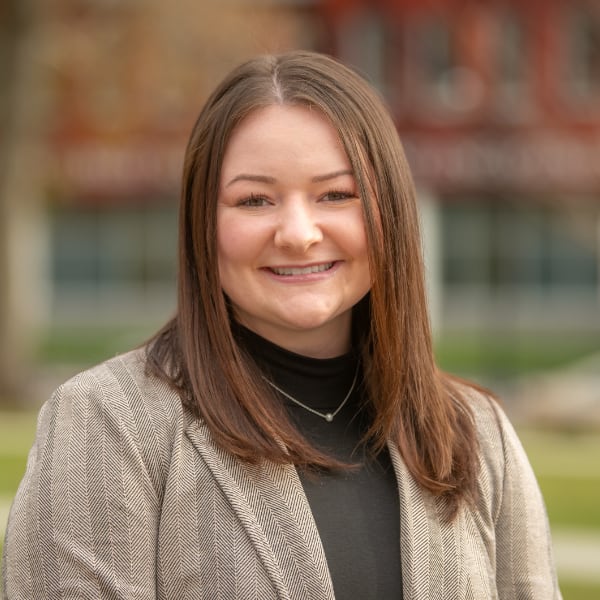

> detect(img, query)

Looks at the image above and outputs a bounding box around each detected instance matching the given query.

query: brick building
[320,0,600,334]
[40,0,600,337]
[43,0,318,326]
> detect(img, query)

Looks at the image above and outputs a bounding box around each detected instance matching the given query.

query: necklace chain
[262,367,359,422]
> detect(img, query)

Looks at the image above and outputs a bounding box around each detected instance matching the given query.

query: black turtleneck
[235,325,403,600]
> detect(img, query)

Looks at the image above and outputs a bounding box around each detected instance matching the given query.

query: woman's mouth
[269,262,335,276]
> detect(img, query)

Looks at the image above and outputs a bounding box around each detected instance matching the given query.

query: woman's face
[216,104,371,358]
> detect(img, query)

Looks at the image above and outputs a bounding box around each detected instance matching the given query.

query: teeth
[271,262,333,276]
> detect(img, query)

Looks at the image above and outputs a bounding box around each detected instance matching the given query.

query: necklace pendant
[262,367,358,425]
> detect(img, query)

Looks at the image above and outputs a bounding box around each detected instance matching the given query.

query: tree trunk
[0,0,47,405]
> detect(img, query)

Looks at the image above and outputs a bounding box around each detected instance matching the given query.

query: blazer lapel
[186,419,335,600]
[388,443,464,600]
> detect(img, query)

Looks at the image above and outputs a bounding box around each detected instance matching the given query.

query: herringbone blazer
[2,349,561,599]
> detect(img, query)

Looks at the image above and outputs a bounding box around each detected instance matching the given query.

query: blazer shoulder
[47,348,185,492]
[57,348,182,419]
[451,380,504,439]
[456,381,543,518]
[461,384,521,462]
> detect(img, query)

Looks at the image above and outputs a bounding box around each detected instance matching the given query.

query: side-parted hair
[146,50,479,518]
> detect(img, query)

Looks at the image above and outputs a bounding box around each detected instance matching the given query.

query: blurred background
[1,0,599,596]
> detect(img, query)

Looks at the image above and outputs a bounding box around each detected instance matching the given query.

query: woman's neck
[232,317,352,359]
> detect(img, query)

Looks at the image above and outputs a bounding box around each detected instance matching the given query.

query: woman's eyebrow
[225,169,353,188]
[311,169,354,183]
[226,174,277,187]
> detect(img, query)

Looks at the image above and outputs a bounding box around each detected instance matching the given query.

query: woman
[2,50,561,599]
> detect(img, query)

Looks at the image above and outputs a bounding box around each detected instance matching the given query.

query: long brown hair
[146,50,479,518]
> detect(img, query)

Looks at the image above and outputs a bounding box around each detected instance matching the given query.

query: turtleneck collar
[232,322,361,414]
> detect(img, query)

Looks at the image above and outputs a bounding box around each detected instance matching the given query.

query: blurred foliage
[0,411,36,494]
[435,331,600,378]
[34,325,600,379]
[35,324,159,368]
[559,580,600,600]
[539,475,600,529]
[520,430,600,530]
[0,454,29,496]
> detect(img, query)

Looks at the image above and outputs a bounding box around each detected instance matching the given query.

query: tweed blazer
[2,349,561,599]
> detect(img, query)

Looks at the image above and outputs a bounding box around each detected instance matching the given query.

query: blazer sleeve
[488,401,562,599]
[2,366,165,599]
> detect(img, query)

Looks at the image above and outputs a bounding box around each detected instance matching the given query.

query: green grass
[435,332,600,378]
[538,476,600,530]
[0,455,30,495]
[33,326,600,378]
[36,324,157,366]
[0,411,36,495]
[559,579,600,600]
[519,429,600,531]
[0,411,37,565]
[0,411,37,449]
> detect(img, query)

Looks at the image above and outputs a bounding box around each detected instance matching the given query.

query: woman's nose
[274,199,323,252]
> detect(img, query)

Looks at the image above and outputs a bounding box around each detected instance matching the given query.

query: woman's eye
[239,194,270,207]
[321,190,356,202]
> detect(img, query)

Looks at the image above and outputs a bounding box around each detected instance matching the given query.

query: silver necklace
[262,367,359,422]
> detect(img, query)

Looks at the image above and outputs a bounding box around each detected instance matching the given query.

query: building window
[442,200,599,295]
[336,9,388,92]
[418,17,456,110]
[566,5,600,104]
[51,202,177,321]
[412,15,486,118]
[494,11,529,120]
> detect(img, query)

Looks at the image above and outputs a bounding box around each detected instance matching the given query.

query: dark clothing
[236,326,403,599]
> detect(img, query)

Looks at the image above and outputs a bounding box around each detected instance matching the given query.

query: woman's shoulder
[452,379,539,501]
[37,348,188,493]
[58,347,178,405]
[449,378,520,468]
[450,378,507,435]
[50,348,186,448]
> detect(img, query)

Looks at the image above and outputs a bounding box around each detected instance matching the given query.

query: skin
[217,104,371,358]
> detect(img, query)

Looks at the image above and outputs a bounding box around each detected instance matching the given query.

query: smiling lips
[268,262,335,276]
